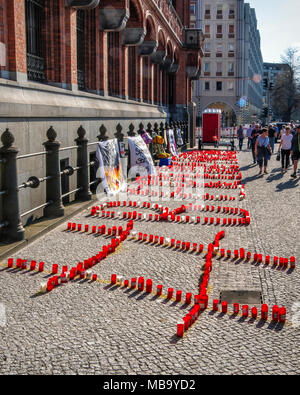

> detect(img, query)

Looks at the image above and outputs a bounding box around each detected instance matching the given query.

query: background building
[191,0,263,126]
[0,0,203,226]
[262,62,290,121]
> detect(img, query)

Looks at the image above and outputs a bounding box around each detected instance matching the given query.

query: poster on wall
[96,139,126,195]
[167,129,178,157]
[128,135,156,176]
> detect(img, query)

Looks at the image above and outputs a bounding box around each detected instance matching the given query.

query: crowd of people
[236,122,300,178]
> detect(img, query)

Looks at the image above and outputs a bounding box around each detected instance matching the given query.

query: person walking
[290,125,300,179]
[246,124,253,150]
[250,124,261,164]
[279,126,293,172]
[237,125,244,151]
[268,124,277,153]
[255,128,272,175]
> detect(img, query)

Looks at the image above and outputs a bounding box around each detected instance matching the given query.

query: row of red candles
[89,211,250,226]
[134,181,241,190]
[7,221,135,293]
[110,274,194,304]
[91,201,244,213]
[69,221,296,269]
[212,300,286,322]
[177,231,225,336]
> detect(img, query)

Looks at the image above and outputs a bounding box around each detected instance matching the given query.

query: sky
[247,0,300,63]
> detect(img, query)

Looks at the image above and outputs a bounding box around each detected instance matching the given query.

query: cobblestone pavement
[0,148,299,375]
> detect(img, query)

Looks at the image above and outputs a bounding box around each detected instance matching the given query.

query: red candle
[220,249,225,257]
[213,299,219,311]
[272,305,279,322]
[290,256,296,269]
[185,293,192,304]
[30,261,36,271]
[7,258,14,268]
[261,304,268,320]
[72,223,76,231]
[160,237,164,245]
[131,278,137,288]
[273,256,278,265]
[176,290,182,302]
[138,277,145,291]
[157,284,163,296]
[138,232,143,240]
[251,307,258,319]
[77,224,82,232]
[167,288,174,299]
[279,307,286,323]
[233,303,239,315]
[47,280,54,292]
[154,235,159,244]
[146,279,153,293]
[149,234,154,243]
[123,279,129,287]
[227,249,231,257]
[234,250,239,259]
[199,244,204,253]
[222,301,228,313]
[223,218,227,225]
[111,274,117,284]
[67,222,72,230]
[247,251,251,260]
[197,216,201,223]
[183,316,190,331]
[92,274,97,281]
[85,225,89,232]
[52,264,58,274]
[177,321,184,337]
[242,305,248,317]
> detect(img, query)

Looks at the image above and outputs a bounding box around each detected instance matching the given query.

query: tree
[271,47,300,121]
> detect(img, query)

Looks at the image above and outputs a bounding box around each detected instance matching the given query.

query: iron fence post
[0,129,25,241]
[75,125,92,201]
[43,127,65,218]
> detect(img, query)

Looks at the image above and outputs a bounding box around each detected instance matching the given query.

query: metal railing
[0,120,188,242]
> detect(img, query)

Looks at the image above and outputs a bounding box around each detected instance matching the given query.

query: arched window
[25,0,45,82]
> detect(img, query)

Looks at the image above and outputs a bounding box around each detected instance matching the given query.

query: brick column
[6,0,27,82]
[65,6,77,90]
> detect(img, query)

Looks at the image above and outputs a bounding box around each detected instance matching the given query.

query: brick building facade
[0,0,203,227]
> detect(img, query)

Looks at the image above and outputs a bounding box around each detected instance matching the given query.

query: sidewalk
[0,149,299,375]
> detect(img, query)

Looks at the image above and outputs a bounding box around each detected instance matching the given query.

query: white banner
[167,129,179,156]
[96,139,126,196]
[128,135,156,175]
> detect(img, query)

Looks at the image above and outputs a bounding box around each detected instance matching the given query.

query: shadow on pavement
[275,178,299,192]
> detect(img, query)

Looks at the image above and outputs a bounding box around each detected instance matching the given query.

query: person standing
[279,126,293,172]
[268,124,277,153]
[250,124,261,164]
[255,128,272,174]
[237,125,244,151]
[246,125,253,149]
[290,125,300,179]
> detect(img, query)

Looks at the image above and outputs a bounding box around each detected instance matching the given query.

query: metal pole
[0,129,25,241]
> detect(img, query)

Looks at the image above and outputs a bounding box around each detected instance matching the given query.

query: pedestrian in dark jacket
[237,126,244,151]
[290,125,300,178]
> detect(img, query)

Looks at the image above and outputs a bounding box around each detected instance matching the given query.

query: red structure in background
[202,109,222,145]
